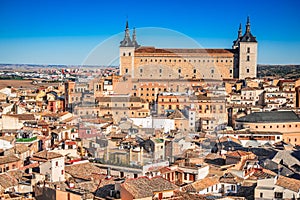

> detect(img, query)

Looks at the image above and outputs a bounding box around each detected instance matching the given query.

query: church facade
[119,17,257,80]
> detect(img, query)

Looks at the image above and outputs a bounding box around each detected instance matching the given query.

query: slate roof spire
[239,16,257,42]
[132,27,140,48]
[238,23,242,38]
[232,23,243,48]
[246,16,251,33]
[120,20,134,47]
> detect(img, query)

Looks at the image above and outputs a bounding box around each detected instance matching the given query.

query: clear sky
[0,0,299,65]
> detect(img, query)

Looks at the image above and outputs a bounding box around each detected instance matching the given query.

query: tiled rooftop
[0,155,20,165]
[122,176,178,199]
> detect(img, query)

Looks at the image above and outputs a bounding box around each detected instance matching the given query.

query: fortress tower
[233,17,258,79]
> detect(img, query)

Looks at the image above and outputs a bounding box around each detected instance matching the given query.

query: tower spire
[246,16,251,33]
[125,20,130,38]
[120,20,134,47]
[132,27,140,48]
[126,20,129,29]
[238,23,242,38]
[132,27,136,41]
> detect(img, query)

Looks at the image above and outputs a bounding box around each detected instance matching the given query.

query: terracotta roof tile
[226,150,253,158]
[135,47,235,55]
[0,173,18,190]
[32,150,63,161]
[5,114,35,121]
[65,162,106,181]
[182,176,219,192]
[122,176,178,198]
[276,175,300,192]
[0,155,20,165]
[15,144,30,154]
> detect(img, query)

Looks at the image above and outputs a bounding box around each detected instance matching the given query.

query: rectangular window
[260,193,263,198]
[125,68,128,73]
[140,68,143,73]
[178,69,181,73]
[247,69,250,73]
[56,161,58,166]
[231,185,236,191]
[274,192,283,198]
[247,55,250,61]
[247,47,250,53]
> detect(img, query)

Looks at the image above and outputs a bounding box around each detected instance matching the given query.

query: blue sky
[0,0,299,65]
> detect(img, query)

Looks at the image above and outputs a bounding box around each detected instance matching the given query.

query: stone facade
[120,18,257,81]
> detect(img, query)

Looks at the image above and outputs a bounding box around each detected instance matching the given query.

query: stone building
[235,111,300,146]
[95,94,150,123]
[119,17,257,83]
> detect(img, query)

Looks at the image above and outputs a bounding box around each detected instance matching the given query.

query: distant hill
[0,63,118,69]
[257,64,300,79]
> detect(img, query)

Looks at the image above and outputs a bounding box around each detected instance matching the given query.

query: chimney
[106,167,112,179]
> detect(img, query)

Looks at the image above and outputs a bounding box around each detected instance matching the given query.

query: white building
[31,150,65,182]
[131,116,175,133]
[240,87,264,106]
[255,176,300,200]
